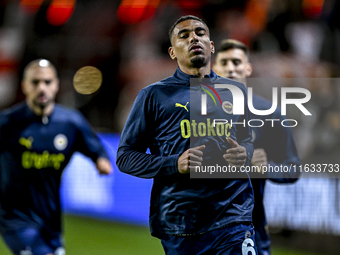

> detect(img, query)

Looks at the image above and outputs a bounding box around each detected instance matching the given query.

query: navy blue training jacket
[117,68,255,238]
[250,94,300,251]
[0,103,109,233]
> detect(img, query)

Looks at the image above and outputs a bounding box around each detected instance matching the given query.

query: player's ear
[245,62,253,77]
[21,80,28,96]
[168,46,176,60]
[210,41,214,54]
[55,78,60,93]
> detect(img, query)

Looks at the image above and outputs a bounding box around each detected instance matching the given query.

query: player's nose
[189,32,199,44]
[225,61,235,73]
[36,81,48,91]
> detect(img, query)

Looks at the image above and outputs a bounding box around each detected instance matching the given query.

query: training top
[117,67,254,238]
[250,94,300,250]
[0,102,109,233]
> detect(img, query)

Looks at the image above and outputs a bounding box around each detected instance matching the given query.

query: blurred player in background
[0,59,112,255]
[117,15,258,254]
[213,39,300,255]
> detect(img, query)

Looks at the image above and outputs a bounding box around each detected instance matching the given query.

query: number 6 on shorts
[242,238,256,255]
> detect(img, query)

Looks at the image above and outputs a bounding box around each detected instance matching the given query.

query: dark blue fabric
[1,225,62,255]
[161,223,257,255]
[117,68,255,238]
[250,94,300,255]
[0,102,109,247]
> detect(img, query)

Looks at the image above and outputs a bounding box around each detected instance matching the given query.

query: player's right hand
[96,157,113,175]
[177,145,205,174]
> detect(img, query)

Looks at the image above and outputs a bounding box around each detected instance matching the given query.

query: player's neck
[27,101,55,117]
[180,65,211,79]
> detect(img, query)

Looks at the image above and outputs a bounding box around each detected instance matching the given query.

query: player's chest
[156,87,237,121]
[6,122,76,154]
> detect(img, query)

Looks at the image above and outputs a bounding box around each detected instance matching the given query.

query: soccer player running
[117,16,258,254]
[213,39,301,255]
[0,59,112,255]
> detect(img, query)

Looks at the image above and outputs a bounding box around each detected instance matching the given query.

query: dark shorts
[1,225,64,255]
[256,246,270,255]
[254,227,271,255]
[161,223,258,255]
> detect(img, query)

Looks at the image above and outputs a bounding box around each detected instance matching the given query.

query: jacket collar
[173,67,217,85]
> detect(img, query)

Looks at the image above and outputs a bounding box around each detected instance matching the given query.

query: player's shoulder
[53,104,85,123]
[0,102,27,122]
[214,75,248,93]
[252,94,281,115]
[253,94,271,107]
[141,81,164,94]
[54,104,78,115]
[138,76,184,101]
[144,76,181,90]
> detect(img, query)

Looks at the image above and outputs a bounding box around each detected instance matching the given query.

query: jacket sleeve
[74,110,110,162]
[238,85,254,166]
[116,90,179,179]
[265,110,301,183]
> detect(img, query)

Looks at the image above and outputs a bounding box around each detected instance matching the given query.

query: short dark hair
[216,39,250,59]
[168,15,209,43]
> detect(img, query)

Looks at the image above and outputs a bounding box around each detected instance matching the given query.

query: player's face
[169,19,214,69]
[214,48,252,82]
[22,66,59,110]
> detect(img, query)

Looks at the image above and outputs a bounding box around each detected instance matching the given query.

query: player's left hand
[251,148,268,174]
[223,138,247,169]
[96,157,112,175]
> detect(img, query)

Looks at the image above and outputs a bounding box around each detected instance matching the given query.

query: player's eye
[196,30,205,36]
[179,33,188,39]
[195,27,206,36]
[44,80,52,85]
[233,60,241,65]
[32,80,39,85]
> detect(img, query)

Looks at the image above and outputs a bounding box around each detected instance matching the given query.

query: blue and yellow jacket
[117,67,255,238]
[0,103,109,233]
[250,94,300,251]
